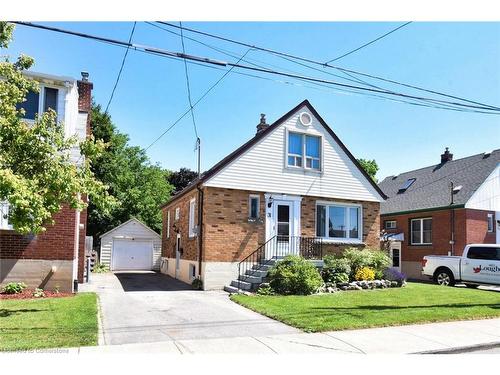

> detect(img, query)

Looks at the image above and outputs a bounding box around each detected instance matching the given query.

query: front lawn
[231,283,500,332]
[0,293,98,351]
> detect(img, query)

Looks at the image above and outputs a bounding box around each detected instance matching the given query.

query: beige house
[160,100,385,290]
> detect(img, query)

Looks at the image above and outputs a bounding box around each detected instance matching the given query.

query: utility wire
[12,22,500,114]
[179,21,199,140]
[157,21,500,111]
[325,22,412,63]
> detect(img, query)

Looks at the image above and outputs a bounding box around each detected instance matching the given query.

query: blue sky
[6,22,500,180]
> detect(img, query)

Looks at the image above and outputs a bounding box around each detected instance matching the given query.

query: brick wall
[466,209,496,244]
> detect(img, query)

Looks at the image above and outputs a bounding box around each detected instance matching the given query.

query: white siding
[100,219,162,270]
[465,165,500,211]
[204,105,382,202]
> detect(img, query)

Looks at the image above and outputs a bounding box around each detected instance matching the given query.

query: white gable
[204,105,383,202]
[465,164,500,211]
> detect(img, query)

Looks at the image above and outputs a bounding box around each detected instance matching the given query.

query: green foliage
[355,266,375,281]
[0,23,116,234]
[87,103,173,237]
[357,158,379,182]
[33,288,45,298]
[191,277,203,290]
[2,282,27,294]
[92,263,109,273]
[168,167,198,193]
[321,256,351,284]
[268,255,323,295]
[341,248,391,280]
[256,283,275,295]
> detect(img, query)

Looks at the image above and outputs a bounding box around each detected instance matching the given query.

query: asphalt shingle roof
[378,149,500,215]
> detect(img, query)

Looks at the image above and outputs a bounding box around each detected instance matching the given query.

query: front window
[248,195,260,220]
[287,132,321,171]
[316,203,361,241]
[411,218,432,245]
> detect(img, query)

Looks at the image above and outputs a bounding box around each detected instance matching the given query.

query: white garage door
[112,239,153,270]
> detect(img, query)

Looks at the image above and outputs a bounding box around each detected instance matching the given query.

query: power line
[157,21,500,111]
[179,21,199,140]
[325,22,412,63]
[12,22,500,114]
[105,22,136,114]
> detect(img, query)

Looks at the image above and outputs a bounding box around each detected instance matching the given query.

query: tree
[168,167,198,193]
[87,104,173,237]
[0,22,114,234]
[357,158,379,182]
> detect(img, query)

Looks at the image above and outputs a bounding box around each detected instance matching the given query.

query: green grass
[0,293,98,351]
[231,283,500,332]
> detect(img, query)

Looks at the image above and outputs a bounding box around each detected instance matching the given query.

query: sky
[5,22,500,181]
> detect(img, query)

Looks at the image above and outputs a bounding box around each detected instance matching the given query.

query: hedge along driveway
[231,283,500,332]
[0,293,98,351]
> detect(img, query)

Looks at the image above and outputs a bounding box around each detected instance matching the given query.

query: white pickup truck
[422,244,500,287]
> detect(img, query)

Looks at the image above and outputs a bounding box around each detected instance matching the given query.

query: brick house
[0,71,93,292]
[378,148,500,279]
[160,100,386,290]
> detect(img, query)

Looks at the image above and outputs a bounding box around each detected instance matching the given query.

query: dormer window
[287,131,321,171]
[16,87,58,120]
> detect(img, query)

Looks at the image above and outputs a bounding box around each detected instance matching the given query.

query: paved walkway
[79,272,298,345]
[68,318,500,354]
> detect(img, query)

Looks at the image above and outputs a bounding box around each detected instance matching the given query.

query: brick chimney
[256,113,269,135]
[77,71,93,136]
[441,147,453,163]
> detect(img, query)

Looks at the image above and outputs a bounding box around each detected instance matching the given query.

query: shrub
[256,283,274,295]
[369,250,391,273]
[341,248,391,279]
[355,267,375,281]
[92,263,109,273]
[2,282,27,294]
[268,255,323,295]
[322,270,349,284]
[384,268,407,286]
[321,256,352,284]
[33,288,45,298]
[191,277,203,290]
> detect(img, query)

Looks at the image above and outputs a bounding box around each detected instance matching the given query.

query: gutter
[381,204,465,217]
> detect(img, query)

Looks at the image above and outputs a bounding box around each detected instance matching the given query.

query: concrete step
[245,269,268,278]
[252,264,273,271]
[224,285,240,294]
[238,275,263,284]
[230,280,252,291]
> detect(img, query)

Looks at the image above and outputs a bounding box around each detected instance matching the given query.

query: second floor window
[287,132,321,171]
[16,87,58,120]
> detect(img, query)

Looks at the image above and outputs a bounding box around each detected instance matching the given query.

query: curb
[415,341,500,354]
[96,294,106,346]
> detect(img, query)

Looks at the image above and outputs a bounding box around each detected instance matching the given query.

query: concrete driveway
[80,272,298,345]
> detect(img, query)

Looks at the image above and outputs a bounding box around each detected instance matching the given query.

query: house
[99,218,162,271]
[160,100,385,290]
[378,148,500,279]
[0,71,93,292]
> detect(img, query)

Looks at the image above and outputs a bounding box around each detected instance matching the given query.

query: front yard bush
[2,282,27,294]
[355,266,375,281]
[321,256,352,284]
[384,267,407,286]
[341,248,391,280]
[268,255,323,295]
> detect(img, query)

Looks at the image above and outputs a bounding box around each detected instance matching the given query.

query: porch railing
[237,235,323,291]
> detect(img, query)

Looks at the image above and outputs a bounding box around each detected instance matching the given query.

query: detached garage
[100,218,162,271]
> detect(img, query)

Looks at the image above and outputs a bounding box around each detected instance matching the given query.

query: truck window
[467,247,500,261]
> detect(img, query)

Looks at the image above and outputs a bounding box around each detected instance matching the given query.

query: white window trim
[385,220,397,230]
[0,201,13,230]
[21,84,60,122]
[248,194,260,220]
[285,129,323,173]
[166,211,170,238]
[315,201,363,243]
[188,198,196,238]
[487,213,494,232]
[410,217,433,245]
[175,207,180,221]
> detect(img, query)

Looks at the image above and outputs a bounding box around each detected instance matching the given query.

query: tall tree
[87,104,173,237]
[0,22,114,234]
[168,167,198,193]
[357,158,379,182]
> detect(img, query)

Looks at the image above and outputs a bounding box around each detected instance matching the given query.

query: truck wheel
[464,283,479,289]
[434,269,455,286]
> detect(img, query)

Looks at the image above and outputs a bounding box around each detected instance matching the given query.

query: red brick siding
[466,209,496,244]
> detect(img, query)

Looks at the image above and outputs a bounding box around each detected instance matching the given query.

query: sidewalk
[70,318,500,354]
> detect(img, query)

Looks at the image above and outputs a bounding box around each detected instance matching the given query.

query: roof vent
[483,151,492,158]
[398,178,416,193]
[440,147,453,163]
[256,113,269,135]
[452,185,462,194]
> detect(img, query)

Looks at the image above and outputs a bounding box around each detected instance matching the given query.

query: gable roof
[99,217,160,239]
[161,99,386,208]
[378,149,500,215]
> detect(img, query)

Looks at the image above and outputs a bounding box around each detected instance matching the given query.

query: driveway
[80,272,298,345]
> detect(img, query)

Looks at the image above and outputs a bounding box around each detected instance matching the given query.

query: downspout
[449,181,455,256]
[197,184,204,278]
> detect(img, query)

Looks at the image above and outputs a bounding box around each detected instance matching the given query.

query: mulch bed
[0,289,74,300]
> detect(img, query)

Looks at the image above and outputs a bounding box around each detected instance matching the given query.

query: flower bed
[0,289,73,300]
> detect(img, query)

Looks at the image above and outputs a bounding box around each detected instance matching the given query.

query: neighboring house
[160,100,385,290]
[0,71,93,292]
[378,148,500,279]
[99,218,161,271]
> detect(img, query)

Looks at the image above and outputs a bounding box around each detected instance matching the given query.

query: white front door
[389,241,402,271]
[265,195,301,258]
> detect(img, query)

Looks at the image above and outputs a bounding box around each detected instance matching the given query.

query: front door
[265,200,297,258]
[389,242,402,271]
[175,234,181,279]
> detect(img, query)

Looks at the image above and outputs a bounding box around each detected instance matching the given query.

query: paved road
[80,272,298,345]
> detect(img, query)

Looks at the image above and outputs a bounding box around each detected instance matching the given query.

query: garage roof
[99,218,160,239]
